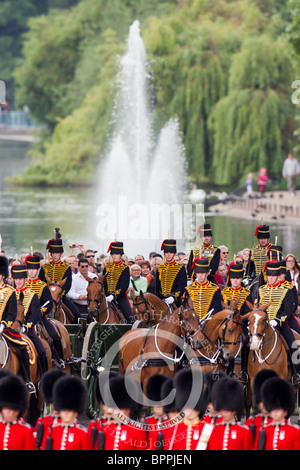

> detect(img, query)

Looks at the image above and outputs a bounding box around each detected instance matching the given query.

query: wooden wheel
[81,322,104,418]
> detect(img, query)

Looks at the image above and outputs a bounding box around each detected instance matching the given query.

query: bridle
[132,293,156,325]
[220,308,243,349]
[48,282,63,319]
[248,308,280,365]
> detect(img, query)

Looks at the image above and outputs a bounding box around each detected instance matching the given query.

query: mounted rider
[25,255,65,369]
[103,241,134,324]
[187,223,220,283]
[39,233,80,323]
[245,224,272,281]
[155,239,187,308]
[185,257,222,321]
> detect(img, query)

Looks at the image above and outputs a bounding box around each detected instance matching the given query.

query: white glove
[165,296,175,305]
[106,295,114,303]
[270,319,278,328]
[0,324,4,333]
[21,326,27,333]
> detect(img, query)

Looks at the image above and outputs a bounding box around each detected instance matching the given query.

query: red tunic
[0,419,37,450]
[34,415,61,450]
[207,421,253,450]
[49,421,93,450]
[245,414,272,450]
[102,421,147,451]
[144,415,169,450]
[263,421,300,450]
[164,419,206,450]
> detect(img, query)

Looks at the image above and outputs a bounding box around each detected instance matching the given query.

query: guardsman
[12,264,48,375]
[260,376,300,450]
[155,239,187,308]
[48,375,93,450]
[202,371,225,426]
[187,223,220,282]
[0,375,37,450]
[103,241,133,324]
[245,369,278,450]
[164,368,208,451]
[185,258,222,321]
[34,368,67,450]
[100,374,147,451]
[245,224,272,280]
[39,236,80,323]
[144,374,170,450]
[207,377,253,450]
[0,257,34,391]
[26,255,65,368]
[258,261,300,384]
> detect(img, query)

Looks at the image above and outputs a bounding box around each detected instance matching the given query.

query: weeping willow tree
[209,35,295,185]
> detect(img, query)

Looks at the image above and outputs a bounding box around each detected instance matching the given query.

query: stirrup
[26,382,36,394]
[237,371,249,385]
[291,374,300,386]
[52,358,65,369]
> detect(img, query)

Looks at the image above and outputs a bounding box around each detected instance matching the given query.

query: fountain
[96,20,189,257]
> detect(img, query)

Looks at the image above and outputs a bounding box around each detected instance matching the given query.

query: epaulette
[18,420,33,430]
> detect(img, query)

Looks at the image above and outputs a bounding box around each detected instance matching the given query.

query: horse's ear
[81,273,91,282]
[246,300,254,311]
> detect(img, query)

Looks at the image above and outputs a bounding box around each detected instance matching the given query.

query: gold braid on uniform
[16,289,36,329]
[157,262,183,299]
[251,243,272,276]
[193,244,218,263]
[186,281,219,321]
[105,262,127,296]
[222,287,251,310]
[26,279,47,299]
[0,284,15,327]
[258,284,288,322]
[42,262,69,282]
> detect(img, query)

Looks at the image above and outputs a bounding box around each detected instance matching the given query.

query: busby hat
[40,369,68,406]
[161,377,177,413]
[145,374,170,406]
[252,369,279,408]
[254,225,270,239]
[160,239,176,253]
[277,260,287,275]
[25,255,40,269]
[174,369,207,416]
[96,370,119,405]
[261,377,295,418]
[197,223,212,237]
[212,377,244,414]
[53,375,87,414]
[0,375,28,415]
[102,374,139,410]
[11,264,27,279]
[46,238,64,254]
[0,256,8,278]
[107,241,124,255]
[191,257,210,273]
[227,262,244,279]
[263,261,281,277]
[204,371,226,403]
[267,245,283,261]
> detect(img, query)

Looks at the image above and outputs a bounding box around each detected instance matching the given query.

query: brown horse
[242,302,297,388]
[36,319,73,373]
[119,299,203,392]
[46,277,73,324]
[83,275,125,324]
[132,292,169,326]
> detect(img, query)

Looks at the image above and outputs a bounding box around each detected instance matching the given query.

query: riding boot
[19,348,35,393]
[52,338,65,369]
[38,354,48,375]
[238,345,249,385]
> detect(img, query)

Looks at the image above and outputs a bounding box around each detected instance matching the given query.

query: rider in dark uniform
[39,237,80,323]
[245,224,272,280]
[103,241,133,324]
[155,239,187,308]
[187,223,220,283]
[26,255,65,368]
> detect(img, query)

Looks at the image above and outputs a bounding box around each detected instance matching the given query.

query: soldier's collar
[196,280,209,287]
[0,283,5,288]
[16,286,27,292]
[267,281,280,288]
[202,243,211,248]
[51,260,62,265]
[230,286,242,291]
[113,260,122,265]
[27,278,39,283]
[165,260,176,266]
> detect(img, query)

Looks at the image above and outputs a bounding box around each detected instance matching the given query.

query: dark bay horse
[132,292,169,326]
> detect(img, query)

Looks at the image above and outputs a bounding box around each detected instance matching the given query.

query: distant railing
[0,110,41,128]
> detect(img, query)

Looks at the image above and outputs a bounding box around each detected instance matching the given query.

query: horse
[242,302,296,388]
[118,298,203,392]
[83,274,125,324]
[132,292,169,326]
[36,318,73,373]
[46,277,74,324]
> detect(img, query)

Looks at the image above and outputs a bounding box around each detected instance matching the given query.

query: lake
[1,139,300,260]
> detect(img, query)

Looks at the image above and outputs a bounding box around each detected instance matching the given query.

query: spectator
[127,264,147,305]
[282,153,300,196]
[241,248,250,270]
[245,172,253,197]
[134,254,145,264]
[140,260,153,287]
[217,263,227,285]
[285,253,300,289]
[257,167,269,196]
[67,258,97,315]
[219,245,229,267]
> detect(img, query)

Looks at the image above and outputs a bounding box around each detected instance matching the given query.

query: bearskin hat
[252,369,279,409]
[261,377,295,418]
[174,368,207,417]
[204,371,226,404]
[0,375,28,415]
[161,377,177,413]
[145,374,170,406]
[212,377,244,414]
[0,256,8,278]
[102,374,140,410]
[40,369,68,406]
[53,375,87,414]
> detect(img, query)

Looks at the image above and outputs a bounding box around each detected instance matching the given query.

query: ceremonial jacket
[222,286,252,315]
[206,421,253,450]
[245,414,272,450]
[48,421,93,450]
[185,280,222,320]
[262,420,300,450]
[39,261,72,296]
[144,414,169,450]
[0,283,17,327]
[187,244,220,278]
[258,282,296,323]
[34,415,61,450]
[26,278,53,316]
[16,287,41,331]
[246,242,272,278]
[163,418,206,451]
[103,261,130,300]
[155,261,187,306]
[100,421,147,451]
[0,418,36,450]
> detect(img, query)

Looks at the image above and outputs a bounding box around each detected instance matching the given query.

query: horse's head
[178,301,202,350]
[46,276,67,304]
[13,292,25,332]
[83,274,105,316]
[132,292,157,324]
[243,301,272,351]
[217,299,243,361]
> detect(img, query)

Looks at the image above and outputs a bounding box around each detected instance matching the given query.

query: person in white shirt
[282,153,300,195]
[67,258,97,315]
